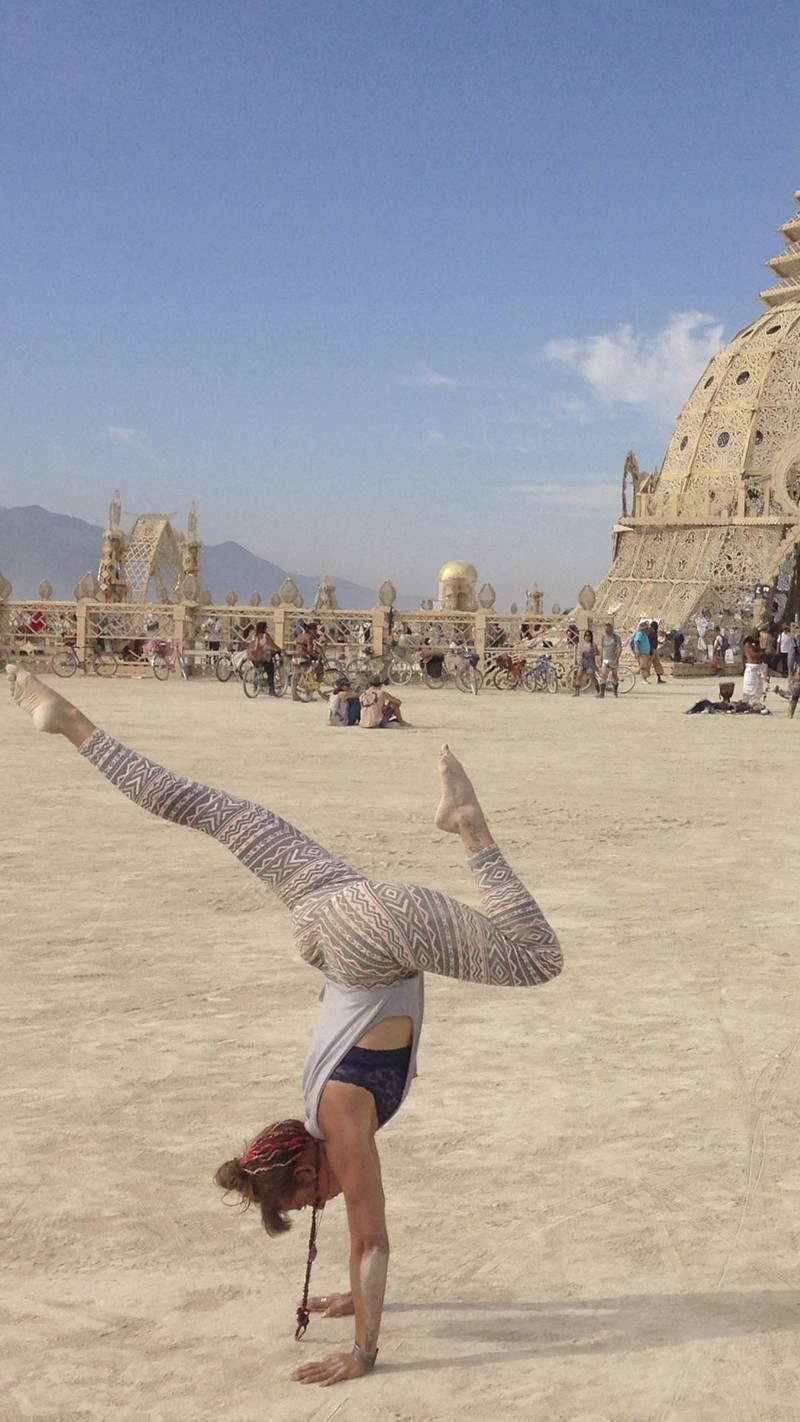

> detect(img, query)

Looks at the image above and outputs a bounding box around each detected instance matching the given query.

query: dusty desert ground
[2,670,800,1422]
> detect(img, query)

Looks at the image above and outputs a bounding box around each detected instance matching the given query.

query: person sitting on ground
[685,682,737,714]
[360,675,408,728]
[328,676,361,727]
[686,681,771,715]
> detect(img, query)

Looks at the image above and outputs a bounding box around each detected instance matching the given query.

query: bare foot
[7,665,95,744]
[434,744,490,841]
[306,1291,354,1317]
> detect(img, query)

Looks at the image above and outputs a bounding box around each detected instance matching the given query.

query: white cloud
[403,363,463,388]
[506,481,619,513]
[544,312,725,422]
[102,425,145,445]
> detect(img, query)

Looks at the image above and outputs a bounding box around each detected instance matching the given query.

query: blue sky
[2,0,800,608]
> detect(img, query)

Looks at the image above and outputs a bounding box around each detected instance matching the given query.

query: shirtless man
[291,621,319,701]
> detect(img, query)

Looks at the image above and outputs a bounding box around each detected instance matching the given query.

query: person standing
[572,630,600,697]
[741,637,767,705]
[597,621,622,698]
[776,623,793,677]
[291,621,319,701]
[632,619,652,682]
[247,621,281,697]
[648,621,666,684]
[710,626,727,676]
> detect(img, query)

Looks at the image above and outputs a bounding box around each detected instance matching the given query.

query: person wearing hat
[328,676,361,726]
[632,618,652,682]
[359,675,408,728]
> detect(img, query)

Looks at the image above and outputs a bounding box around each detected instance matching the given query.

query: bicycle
[523,654,560,693]
[50,641,117,678]
[488,652,529,690]
[242,656,287,699]
[453,648,482,695]
[596,662,636,695]
[420,646,483,693]
[215,648,251,683]
[147,639,189,681]
[345,647,382,682]
[386,652,418,686]
[291,657,339,702]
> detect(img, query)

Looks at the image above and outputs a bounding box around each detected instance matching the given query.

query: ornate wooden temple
[594,185,800,633]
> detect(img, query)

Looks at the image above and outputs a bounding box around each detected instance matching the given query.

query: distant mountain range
[0,505,422,609]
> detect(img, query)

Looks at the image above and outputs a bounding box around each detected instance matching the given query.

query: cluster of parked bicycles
[211,642,586,699]
[48,638,189,681]
[39,637,637,698]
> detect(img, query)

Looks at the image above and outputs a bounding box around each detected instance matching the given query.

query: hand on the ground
[306,1291,354,1316]
[292,1350,368,1386]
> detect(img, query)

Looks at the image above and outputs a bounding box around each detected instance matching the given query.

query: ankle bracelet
[352,1342,378,1372]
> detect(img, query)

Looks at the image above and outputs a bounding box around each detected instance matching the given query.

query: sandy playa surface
[3,673,800,1422]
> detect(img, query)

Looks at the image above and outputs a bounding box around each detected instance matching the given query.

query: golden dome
[438,559,477,583]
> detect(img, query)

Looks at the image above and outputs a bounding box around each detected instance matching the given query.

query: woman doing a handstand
[7,666,563,1388]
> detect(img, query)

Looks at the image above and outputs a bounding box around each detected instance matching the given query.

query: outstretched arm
[293,1087,388,1387]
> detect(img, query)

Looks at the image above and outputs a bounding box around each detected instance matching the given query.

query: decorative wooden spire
[760,188,800,308]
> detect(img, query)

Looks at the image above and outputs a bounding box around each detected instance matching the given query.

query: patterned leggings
[80,731,562,990]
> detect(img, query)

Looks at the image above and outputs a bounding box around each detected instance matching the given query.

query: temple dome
[438,559,477,583]
[657,302,800,512]
[592,184,800,636]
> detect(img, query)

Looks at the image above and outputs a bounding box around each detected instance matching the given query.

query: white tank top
[302,974,424,1139]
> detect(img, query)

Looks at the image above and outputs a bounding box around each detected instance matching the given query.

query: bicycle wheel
[50,649,78,677]
[346,657,369,680]
[423,667,446,689]
[243,665,261,698]
[291,670,314,703]
[521,667,539,693]
[177,651,189,681]
[93,651,117,677]
[545,666,559,693]
[151,653,170,681]
[455,666,483,694]
[388,659,413,686]
[318,666,339,693]
[616,666,636,694]
[494,667,517,690]
[273,661,287,696]
[215,655,234,682]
